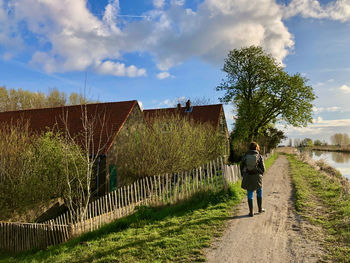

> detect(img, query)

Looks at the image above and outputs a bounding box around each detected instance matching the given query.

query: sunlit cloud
[340,84,350,94]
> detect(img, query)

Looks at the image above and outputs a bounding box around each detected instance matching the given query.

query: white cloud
[153,0,165,9]
[284,0,350,22]
[95,61,146,77]
[171,0,185,6]
[158,96,186,107]
[156,71,174,79]
[159,99,173,107]
[1,0,295,75]
[340,84,350,93]
[281,118,350,141]
[313,106,342,113]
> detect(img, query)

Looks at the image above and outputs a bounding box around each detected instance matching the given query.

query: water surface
[308,150,350,180]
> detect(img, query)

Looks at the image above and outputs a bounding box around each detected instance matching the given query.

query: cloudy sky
[0,0,349,142]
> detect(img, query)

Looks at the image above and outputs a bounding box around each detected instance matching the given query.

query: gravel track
[205,155,323,263]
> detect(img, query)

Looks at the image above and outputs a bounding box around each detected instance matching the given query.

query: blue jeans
[247,188,262,200]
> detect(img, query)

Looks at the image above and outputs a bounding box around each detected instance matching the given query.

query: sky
[0,0,350,143]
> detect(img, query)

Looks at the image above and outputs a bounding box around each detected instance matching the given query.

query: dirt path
[206,155,323,263]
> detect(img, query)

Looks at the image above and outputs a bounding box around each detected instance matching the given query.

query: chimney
[185,100,191,111]
[177,103,181,110]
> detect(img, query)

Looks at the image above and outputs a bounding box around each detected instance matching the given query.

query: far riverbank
[305,145,350,153]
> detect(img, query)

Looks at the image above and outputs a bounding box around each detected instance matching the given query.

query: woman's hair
[249,142,260,152]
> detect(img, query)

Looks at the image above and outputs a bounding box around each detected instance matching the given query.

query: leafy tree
[217,46,315,141]
[331,133,350,146]
[0,86,95,112]
[314,139,323,146]
[301,138,313,147]
[257,126,286,153]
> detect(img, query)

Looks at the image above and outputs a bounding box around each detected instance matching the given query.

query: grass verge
[265,152,278,170]
[287,154,350,262]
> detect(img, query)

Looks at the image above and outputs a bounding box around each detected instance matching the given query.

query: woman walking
[240,142,265,217]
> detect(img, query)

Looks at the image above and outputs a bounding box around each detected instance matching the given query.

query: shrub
[109,114,225,185]
[0,122,87,221]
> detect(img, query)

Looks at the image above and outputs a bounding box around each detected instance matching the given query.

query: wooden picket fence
[0,156,243,253]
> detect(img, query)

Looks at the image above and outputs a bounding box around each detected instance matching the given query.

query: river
[307,150,350,180]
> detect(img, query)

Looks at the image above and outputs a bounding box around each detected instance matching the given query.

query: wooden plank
[176,173,180,202]
[158,175,162,205]
[131,182,135,211]
[120,187,125,217]
[142,178,147,205]
[145,176,150,205]
[113,190,118,219]
[165,174,169,203]
[206,163,210,190]
[140,178,144,204]
[150,176,155,204]
[153,175,158,205]
[117,188,121,218]
[185,172,188,198]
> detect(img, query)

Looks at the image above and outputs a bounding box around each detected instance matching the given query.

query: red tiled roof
[143,104,224,128]
[0,101,138,155]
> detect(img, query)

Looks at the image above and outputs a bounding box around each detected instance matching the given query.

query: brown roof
[143,104,224,128]
[0,101,138,155]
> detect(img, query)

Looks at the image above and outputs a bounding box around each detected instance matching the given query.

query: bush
[109,114,225,185]
[0,122,87,221]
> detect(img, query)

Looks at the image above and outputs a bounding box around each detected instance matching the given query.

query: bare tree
[175,96,213,107]
[61,104,111,224]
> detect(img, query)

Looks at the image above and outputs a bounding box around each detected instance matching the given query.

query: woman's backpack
[245,154,259,174]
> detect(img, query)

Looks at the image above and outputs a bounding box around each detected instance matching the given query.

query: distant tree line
[292,133,350,147]
[0,86,93,112]
[330,133,350,146]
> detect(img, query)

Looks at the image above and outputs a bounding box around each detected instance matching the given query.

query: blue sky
[0,0,350,143]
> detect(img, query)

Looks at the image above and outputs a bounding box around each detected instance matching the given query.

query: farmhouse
[0,99,229,196]
[0,100,144,196]
[144,100,230,155]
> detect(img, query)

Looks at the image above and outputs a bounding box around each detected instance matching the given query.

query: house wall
[218,110,230,157]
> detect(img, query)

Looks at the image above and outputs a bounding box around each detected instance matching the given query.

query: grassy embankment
[287,154,350,262]
[1,153,278,263]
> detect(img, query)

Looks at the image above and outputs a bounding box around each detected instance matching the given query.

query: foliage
[109,114,226,186]
[0,86,92,112]
[300,137,313,147]
[287,154,350,262]
[313,139,323,146]
[330,133,350,146]
[0,122,87,221]
[217,46,315,142]
[256,126,286,153]
[229,127,283,162]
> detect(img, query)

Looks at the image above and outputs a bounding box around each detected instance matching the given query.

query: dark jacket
[240,150,265,191]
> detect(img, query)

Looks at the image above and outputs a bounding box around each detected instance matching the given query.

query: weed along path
[205,155,323,263]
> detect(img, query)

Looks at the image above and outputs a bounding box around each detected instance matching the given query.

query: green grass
[265,152,278,170]
[287,154,350,262]
[1,154,278,263]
